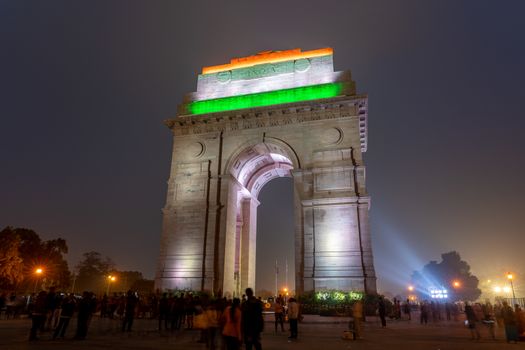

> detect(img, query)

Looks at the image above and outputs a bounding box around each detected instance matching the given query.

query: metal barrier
[500,297,525,308]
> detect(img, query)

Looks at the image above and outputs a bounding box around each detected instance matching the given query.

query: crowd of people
[372,297,525,343]
[463,300,525,343]
[0,287,304,349]
[2,288,525,346]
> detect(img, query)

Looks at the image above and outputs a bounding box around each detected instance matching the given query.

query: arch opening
[255,177,295,298]
[225,142,296,296]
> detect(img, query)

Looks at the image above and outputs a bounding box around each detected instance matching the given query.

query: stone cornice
[164,94,368,152]
[301,195,371,207]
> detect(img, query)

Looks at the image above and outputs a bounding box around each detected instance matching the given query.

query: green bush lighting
[188,82,343,115]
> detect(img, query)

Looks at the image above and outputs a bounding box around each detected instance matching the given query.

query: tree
[129,278,154,294]
[0,232,24,287]
[112,271,143,293]
[39,238,71,288]
[75,251,115,293]
[0,227,71,291]
[411,251,481,301]
[74,253,155,295]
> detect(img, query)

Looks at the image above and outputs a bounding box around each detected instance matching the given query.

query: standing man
[378,296,387,328]
[242,288,263,350]
[158,292,170,331]
[420,300,429,325]
[29,291,47,341]
[404,299,412,321]
[287,297,299,340]
[44,286,59,330]
[74,291,93,340]
[53,293,76,339]
[274,295,285,332]
[502,301,519,343]
[122,290,138,332]
[464,302,481,340]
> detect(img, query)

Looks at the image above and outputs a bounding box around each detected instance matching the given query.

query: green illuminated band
[188,82,343,115]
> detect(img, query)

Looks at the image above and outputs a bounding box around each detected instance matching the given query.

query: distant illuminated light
[202,47,333,74]
[494,286,502,293]
[429,288,448,299]
[503,286,511,293]
[188,82,343,115]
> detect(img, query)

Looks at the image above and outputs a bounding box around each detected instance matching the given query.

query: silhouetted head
[245,288,254,297]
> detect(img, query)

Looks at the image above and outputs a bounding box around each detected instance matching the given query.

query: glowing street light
[493,286,512,294]
[408,285,414,292]
[33,267,44,293]
[453,280,461,288]
[106,275,116,295]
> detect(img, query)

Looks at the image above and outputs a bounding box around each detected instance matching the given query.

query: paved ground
[0,314,522,350]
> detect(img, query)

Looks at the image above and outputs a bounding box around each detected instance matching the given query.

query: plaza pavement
[0,313,521,350]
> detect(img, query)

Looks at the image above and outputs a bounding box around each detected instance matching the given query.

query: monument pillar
[240,196,259,294]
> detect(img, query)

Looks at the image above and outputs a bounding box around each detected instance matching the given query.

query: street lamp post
[70,273,77,294]
[507,273,516,304]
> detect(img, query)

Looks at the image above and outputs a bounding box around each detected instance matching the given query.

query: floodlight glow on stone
[188,82,342,115]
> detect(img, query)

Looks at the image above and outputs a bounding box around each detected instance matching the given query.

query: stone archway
[222,140,297,296]
[155,48,377,296]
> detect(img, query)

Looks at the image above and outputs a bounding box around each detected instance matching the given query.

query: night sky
[2,1,524,295]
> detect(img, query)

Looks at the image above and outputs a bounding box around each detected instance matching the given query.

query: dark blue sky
[1,1,524,294]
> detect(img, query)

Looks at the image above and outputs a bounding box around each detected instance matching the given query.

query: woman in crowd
[222,298,242,350]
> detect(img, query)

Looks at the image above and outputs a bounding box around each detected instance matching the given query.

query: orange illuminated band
[202,48,333,74]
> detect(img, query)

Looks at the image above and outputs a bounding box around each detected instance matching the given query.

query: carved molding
[164,95,368,152]
[165,95,368,152]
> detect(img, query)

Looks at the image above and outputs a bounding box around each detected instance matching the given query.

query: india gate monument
[155,48,376,296]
